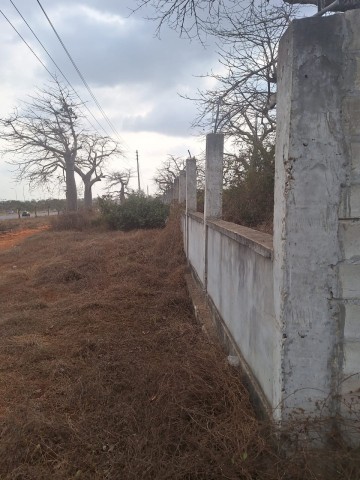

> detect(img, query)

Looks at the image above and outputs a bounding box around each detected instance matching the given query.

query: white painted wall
[184,211,279,409]
[206,222,280,408]
[187,213,205,284]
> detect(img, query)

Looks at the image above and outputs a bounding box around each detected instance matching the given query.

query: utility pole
[136,150,141,192]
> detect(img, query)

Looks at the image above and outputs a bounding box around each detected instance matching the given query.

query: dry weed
[0,211,358,479]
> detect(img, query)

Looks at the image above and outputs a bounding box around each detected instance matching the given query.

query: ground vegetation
[0,212,358,478]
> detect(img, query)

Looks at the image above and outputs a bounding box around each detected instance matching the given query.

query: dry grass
[0,216,51,234]
[50,211,101,231]
[0,213,359,479]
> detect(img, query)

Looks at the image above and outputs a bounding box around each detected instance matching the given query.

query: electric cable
[9,0,110,137]
[1,2,131,169]
[36,0,123,144]
[0,8,55,80]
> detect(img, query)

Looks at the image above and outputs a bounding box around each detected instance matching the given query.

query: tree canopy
[134,0,359,38]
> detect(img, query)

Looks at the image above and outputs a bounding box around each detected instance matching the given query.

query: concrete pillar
[186,158,197,212]
[273,10,360,434]
[179,170,186,204]
[163,188,171,205]
[203,133,224,291]
[173,177,179,203]
[167,186,173,204]
[204,133,224,219]
[185,157,197,262]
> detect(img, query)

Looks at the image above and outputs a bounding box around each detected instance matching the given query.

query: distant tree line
[0,198,67,215]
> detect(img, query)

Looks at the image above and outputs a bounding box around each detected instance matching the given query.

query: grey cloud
[40,7,216,92]
[0,0,217,138]
[2,0,217,95]
[121,94,199,136]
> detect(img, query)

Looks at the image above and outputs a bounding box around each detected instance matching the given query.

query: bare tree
[106,169,133,204]
[135,1,294,182]
[75,134,122,209]
[153,154,205,193]
[0,80,85,211]
[187,2,292,168]
[134,0,358,38]
[153,155,186,193]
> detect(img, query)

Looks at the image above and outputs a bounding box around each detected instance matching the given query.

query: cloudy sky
[0,0,220,200]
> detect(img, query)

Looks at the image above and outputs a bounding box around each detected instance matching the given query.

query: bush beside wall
[99,194,170,231]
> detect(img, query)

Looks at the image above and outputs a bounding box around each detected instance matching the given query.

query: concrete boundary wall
[206,222,278,409]
[185,210,276,412]
[187,212,205,285]
[173,10,360,442]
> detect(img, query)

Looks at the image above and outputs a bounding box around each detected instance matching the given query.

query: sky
[0,0,220,200]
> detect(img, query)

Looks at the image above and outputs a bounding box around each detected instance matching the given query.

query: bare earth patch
[0,216,358,479]
[0,226,48,251]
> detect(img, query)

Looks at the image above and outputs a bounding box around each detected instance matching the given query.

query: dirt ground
[0,215,358,480]
[0,227,48,252]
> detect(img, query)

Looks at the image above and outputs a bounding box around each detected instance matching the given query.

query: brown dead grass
[0,213,359,479]
[0,216,51,234]
[0,226,48,252]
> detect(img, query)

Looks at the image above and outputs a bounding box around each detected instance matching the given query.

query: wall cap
[188,211,204,224]
[207,219,273,259]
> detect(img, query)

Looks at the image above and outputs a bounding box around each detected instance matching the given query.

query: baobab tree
[0,79,122,212]
[75,134,122,209]
[0,80,83,211]
[106,169,133,204]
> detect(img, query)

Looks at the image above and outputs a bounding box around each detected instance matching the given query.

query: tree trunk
[65,155,78,212]
[84,180,93,210]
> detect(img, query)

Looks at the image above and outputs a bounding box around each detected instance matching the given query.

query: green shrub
[98,194,169,231]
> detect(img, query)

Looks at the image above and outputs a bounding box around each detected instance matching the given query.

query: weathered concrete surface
[209,220,273,258]
[163,189,171,205]
[185,271,272,419]
[186,158,197,212]
[181,10,360,441]
[173,177,179,202]
[339,11,360,437]
[179,171,186,204]
[206,223,279,408]
[187,213,205,284]
[274,10,360,425]
[204,134,224,220]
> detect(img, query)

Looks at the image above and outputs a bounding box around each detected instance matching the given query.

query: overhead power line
[8,0,108,137]
[36,0,123,144]
[0,8,55,79]
[1,2,131,169]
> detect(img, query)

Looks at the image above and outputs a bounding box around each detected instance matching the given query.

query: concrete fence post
[168,186,174,204]
[273,10,360,437]
[163,188,171,205]
[185,157,197,261]
[186,158,197,213]
[204,133,224,220]
[204,133,224,290]
[179,170,186,204]
[173,177,179,203]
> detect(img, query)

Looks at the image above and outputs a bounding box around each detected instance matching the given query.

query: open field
[0,216,52,234]
[0,215,359,479]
